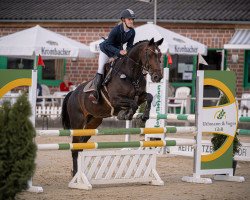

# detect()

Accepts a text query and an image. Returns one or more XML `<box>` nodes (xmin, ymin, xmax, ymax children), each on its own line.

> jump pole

<box><xmin>37</xmin><ymin>139</ymin><xmax>196</xmax><ymax>151</ymax></box>
<box><xmin>134</xmin><ymin>113</ymin><xmax>250</xmax><ymax>123</ymax></box>
<box><xmin>36</xmin><ymin>126</ymin><xmax>196</xmax><ymax>136</ymax></box>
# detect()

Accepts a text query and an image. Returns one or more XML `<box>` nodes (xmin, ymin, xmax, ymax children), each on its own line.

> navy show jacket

<box><xmin>100</xmin><ymin>23</ymin><xmax>135</xmax><ymax>58</ymax></box>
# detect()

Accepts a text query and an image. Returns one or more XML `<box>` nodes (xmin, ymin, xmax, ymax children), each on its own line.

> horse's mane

<box><xmin>132</xmin><ymin>40</ymin><xmax>149</xmax><ymax>48</ymax></box>
<box><xmin>127</xmin><ymin>40</ymin><xmax>149</xmax><ymax>54</ymax></box>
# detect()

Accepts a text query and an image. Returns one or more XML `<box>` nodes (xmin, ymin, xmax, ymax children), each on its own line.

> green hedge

<box><xmin>0</xmin><ymin>94</ymin><xmax>37</xmax><ymax>199</ymax></box>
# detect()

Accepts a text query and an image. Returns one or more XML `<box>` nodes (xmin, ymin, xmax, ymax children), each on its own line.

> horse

<box><xmin>62</xmin><ymin>38</ymin><xmax>164</xmax><ymax>176</ymax></box>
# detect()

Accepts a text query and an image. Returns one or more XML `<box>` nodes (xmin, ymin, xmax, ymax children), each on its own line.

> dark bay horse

<box><xmin>62</xmin><ymin>38</ymin><xmax>164</xmax><ymax>175</ymax></box>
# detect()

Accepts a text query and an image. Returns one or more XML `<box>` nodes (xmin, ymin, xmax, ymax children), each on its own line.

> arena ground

<box><xmin>17</xmin><ymin>133</ymin><xmax>250</xmax><ymax>200</ymax></box>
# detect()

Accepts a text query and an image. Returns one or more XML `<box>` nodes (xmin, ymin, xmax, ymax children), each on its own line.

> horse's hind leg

<box><xmin>78</xmin><ymin>116</ymin><xmax>103</xmax><ymax>143</ymax></box>
<box><xmin>69</xmin><ymin>112</ymin><xmax>85</xmax><ymax>176</ymax></box>
<box><xmin>71</xmin><ymin>116</ymin><xmax>103</xmax><ymax>176</ymax></box>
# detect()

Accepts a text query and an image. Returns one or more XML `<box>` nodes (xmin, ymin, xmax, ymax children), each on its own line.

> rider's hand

<box><xmin>120</xmin><ymin>50</ymin><xmax>127</xmax><ymax>55</ymax></box>
<box><xmin>108</xmin><ymin>57</ymin><xmax>115</xmax><ymax>63</ymax></box>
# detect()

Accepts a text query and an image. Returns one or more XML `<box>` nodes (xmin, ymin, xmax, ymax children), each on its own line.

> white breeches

<box><xmin>98</xmin><ymin>51</ymin><xmax>109</xmax><ymax>74</ymax></box>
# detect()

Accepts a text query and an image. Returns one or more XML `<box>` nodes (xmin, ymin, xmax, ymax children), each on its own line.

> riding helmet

<box><xmin>120</xmin><ymin>9</ymin><xmax>135</xmax><ymax>19</ymax></box>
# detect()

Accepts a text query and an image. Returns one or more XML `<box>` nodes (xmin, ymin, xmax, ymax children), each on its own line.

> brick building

<box><xmin>0</xmin><ymin>0</ymin><xmax>249</xmax><ymax>97</ymax></box>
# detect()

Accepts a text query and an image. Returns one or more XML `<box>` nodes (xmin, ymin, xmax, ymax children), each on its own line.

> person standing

<box><xmin>36</xmin><ymin>83</ymin><xmax>43</xmax><ymax>102</ymax></box>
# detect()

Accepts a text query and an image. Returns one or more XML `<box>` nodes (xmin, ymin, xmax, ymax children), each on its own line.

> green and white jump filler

<box><xmin>182</xmin><ymin>70</ymin><xmax>245</xmax><ymax>183</ymax></box>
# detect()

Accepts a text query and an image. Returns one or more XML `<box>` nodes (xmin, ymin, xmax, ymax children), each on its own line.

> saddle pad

<box><xmin>83</xmin><ymin>80</ymin><xmax>95</xmax><ymax>93</ymax></box>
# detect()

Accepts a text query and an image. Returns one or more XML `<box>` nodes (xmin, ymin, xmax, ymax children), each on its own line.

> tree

<box><xmin>0</xmin><ymin>94</ymin><xmax>37</xmax><ymax>199</ymax></box>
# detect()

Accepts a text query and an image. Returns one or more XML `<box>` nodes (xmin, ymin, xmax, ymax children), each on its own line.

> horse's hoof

<box><xmin>117</xmin><ymin>115</ymin><xmax>125</xmax><ymax>120</ymax></box>
<box><xmin>125</xmin><ymin>114</ymin><xmax>133</xmax><ymax>120</ymax></box>
<box><xmin>142</xmin><ymin>117</ymin><xmax>149</xmax><ymax>122</ymax></box>
<box><xmin>117</xmin><ymin>110</ymin><xmax>126</xmax><ymax>120</ymax></box>
<box><xmin>135</xmin><ymin>117</ymin><xmax>146</xmax><ymax>127</ymax></box>
<box><xmin>71</xmin><ymin>169</ymin><xmax>77</xmax><ymax>177</ymax></box>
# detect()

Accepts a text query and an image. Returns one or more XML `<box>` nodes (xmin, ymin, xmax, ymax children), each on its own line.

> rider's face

<box><xmin>124</xmin><ymin>18</ymin><xmax>134</xmax><ymax>28</ymax></box>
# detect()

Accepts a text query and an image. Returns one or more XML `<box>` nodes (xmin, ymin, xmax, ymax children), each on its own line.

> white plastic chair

<box><xmin>240</xmin><ymin>93</ymin><xmax>250</xmax><ymax>116</ymax></box>
<box><xmin>168</xmin><ymin>86</ymin><xmax>191</xmax><ymax>114</ymax></box>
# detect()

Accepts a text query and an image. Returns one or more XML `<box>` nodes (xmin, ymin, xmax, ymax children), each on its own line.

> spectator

<box><xmin>60</xmin><ymin>75</ymin><xmax>73</xmax><ymax>92</ymax></box>
<box><xmin>37</xmin><ymin>83</ymin><xmax>43</xmax><ymax>102</ymax></box>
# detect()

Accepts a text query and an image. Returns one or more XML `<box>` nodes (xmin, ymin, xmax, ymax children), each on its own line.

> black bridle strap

<box><xmin>125</xmin><ymin>46</ymin><xmax>158</xmax><ymax>72</ymax></box>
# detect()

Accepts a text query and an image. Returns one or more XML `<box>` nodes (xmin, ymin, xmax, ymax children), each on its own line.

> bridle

<box><xmin>144</xmin><ymin>46</ymin><xmax>162</xmax><ymax>73</ymax></box>
<box><xmin>125</xmin><ymin>44</ymin><xmax>162</xmax><ymax>73</ymax></box>
<box><xmin>123</xmin><ymin>43</ymin><xmax>162</xmax><ymax>100</ymax></box>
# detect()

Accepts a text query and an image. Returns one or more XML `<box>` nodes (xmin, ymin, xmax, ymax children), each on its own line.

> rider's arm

<box><xmin>104</xmin><ymin>26</ymin><xmax>121</xmax><ymax>56</ymax></box>
<box><xmin>126</xmin><ymin>29</ymin><xmax>135</xmax><ymax>51</ymax></box>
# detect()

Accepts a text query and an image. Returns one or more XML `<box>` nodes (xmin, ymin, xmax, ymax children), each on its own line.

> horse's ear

<box><xmin>148</xmin><ymin>38</ymin><xmax>155</xmax><ymax>45</ymax></box>
<box><xmin>156</xmin><ymin>38</ymin><xmax>164</xmax><ymax>46</ymax></box>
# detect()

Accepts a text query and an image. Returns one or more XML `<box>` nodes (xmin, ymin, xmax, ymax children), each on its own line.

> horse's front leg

<box><xmin>111</xmin><ymin>97</ymin><xmax>138</xmax><ymax>120</ymax></box>
<box><xmin>126</xmin><ymin>99</ymin><xmax>138</xmax><ymax>120</ymax></box>
<box><xmin>138</xmin><ymin>92</ymin><xmax>153</xmax><ymax>122</ymax></box>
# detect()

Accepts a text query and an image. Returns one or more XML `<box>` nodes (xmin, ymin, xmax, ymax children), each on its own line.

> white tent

<box><xmin>0</xmin><ymin>25</ymin><xmax>95</xmax><ymax>59</ymax></box>
<box><xmin>90</xmin><ymin>23</ymin><xmax>207</xmax><ymax>55</ymax></box>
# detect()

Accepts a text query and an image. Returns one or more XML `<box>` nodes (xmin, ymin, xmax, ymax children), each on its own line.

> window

<box><xmin>169</xmin><ymin>55</ymin><xmax>194</xmax><ymax>83</ymax></box>
<box><xmin>41</xmin><ymin>59</ymin><xmax>64</xmax><ymax>80</ymax></box>
<box><xmin>38</xmin><ymin>59</ymin><xmax>65</xmax><ymax>86</ymax></box>
<box><xmin>244</xmin><ymin>50</ymin><xmax>250</xmax><ymax>88</ymax></box>
<box><xmin>0</xmin><ymin>56</ymin><xmax>66</xmax><ymax>87</ymax></box>
<box><xmin>7</xmin><ymin>58</ymin><xmax>33</xmax><ymax>69</ymax></box>
<box><xmin>199</xmin><ymin>49</ymin><xmax>223</xmax><ymax>70</ymax></box>
<box><xmin>198</xmin><ymin>49</ymin><xmax>224</xmax><ymax>106</ymax></box>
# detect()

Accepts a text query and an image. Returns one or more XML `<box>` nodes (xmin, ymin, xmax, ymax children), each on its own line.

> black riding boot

<box><xmin>89</xmin><ymin>73</ymin><xmax>103</xmax><ymax>104</ymax></box>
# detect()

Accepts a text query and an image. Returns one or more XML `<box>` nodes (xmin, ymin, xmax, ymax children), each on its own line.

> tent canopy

<box><xmin>0</xmin><ymin>25</ymin><xmax>94</xmax><ymax>59</ymax></box>
<box><xmin>224</xmin><ymin>29</ymin><xmax>250</xmax><ymax>50</ymax></box>
<box><xmin>90</xmin><ymin>23</ymin><xmax>207</xmax><ymax>55</ymax></box>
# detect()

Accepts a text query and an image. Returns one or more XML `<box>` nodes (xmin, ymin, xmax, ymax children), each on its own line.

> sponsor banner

<box><xmin>201</xmin><ymin>103</ymin><xmax>238</xmax><ymax>136</ymax></box>
<box><xmin>146</xmin><ymin>82</ymin><xmax>165</xmax><ymax>127</ymax></box>
<box><xmin>41</xmin><ymin>47</ymin><xmax>71</xmax><ymax>56</ymax></box>
<box><xmin>169</xmin><ymin>45</ymin><xmax>199</xmax><ymax>55</ymax></box>
<box><xmin>168</xmin><ymin>140</ymin><xmax>250</xmax><ymax>161</ymax></box>
<box><xmin>146</xmin><ymin>70</ymin><xmax>167</xmax><ymax>128</ymax></box>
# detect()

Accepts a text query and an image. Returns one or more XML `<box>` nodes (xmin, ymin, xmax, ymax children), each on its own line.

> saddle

<box><xmin>83</xmin><ymin>62</ymin><xmax>114</xmax><ymax>93</ymax></box>
<box><xmin>83</xmin><ymin>80</ymin><xmax>95</xmax><ymax>93</ymax></box>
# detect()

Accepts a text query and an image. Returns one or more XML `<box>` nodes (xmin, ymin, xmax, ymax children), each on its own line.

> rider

<box><xmin>89</xmin><ymin>9</ymin><xmax>136</xmax><ymax>104</ymax></box>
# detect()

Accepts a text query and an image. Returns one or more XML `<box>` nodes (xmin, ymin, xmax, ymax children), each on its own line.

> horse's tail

<box><xmin>61</xmin><ymin>91</ymin><xmax>73</xmax><ymax>129</ymax></box>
